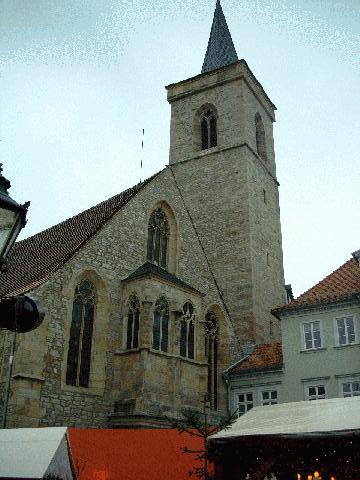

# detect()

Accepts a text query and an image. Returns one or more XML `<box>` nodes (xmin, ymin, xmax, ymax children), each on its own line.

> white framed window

<box><xmin>336</xmin><ymin>315</ymin><xmax>356</xmax><ymax>346</ymax></box>
<box><xmin>341</xmin><ymin>380</ymin><xmax>360</xmax><ymax>397</ymax></box>
<box><xmin>261</xmin><ymin>390</ymin><xmax>278</xmax><ymax>406</ymax></box>
<box><xmin>305</xmin><ymin>384</ymin><xmax>326</xmax><ymax>401</ymax></box>
<box><xmin>237</xmin><ymin>392</ymin><xmax>254</xmax><ymax>416</ymax></box>
<box><xmin>302</xmin><ymin>321</ymin><xmax>322</xmax><ymax>350</ymax></box>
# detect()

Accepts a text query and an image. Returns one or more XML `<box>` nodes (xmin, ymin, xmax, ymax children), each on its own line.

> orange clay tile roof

<box><xmin>272</xmin><ymin>257</ymin><xmax>360</xmax><ymax>316</ymax></box>
<box><xmin>228</xmin><ymin>342</ymin><xmax>283</xmax><ymax>375</ymax></box>
<box><xmin>0</xmin><ymin>172</ymin><xmax>160</xmax><ymax>299</ymax></box>
<box><xmin>68</xmin><ymin>428</ymin><xmax>208</xmax><ymax>480</ymax></box>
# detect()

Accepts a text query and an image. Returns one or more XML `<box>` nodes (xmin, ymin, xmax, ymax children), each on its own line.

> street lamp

<box><xmin>0</xmin><ymin>163</ymin><xmax>44</xmax><ymax>333</ymax></box>
<box><xmin>0</xmin><ymin>163</ymin><xmax>29</xmax><ymax>271</ymax></box>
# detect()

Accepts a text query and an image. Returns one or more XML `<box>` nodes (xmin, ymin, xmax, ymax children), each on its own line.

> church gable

<box><xmin>1</xmin><ymin>166</ymin><xmax>235</xmax><ymax>428</ymax></box>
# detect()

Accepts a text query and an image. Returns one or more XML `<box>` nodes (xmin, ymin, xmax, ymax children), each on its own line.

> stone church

<box><xmin>0</xmin><ymin>1</ymin><xmax>286</xmax><ymax>428</ymax></box>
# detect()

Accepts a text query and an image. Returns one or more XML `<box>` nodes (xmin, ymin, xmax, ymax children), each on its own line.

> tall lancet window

<box><xmin>205</xmin><ymin>311</ymin><xmax>219</xmax><ymax>410</ymax></box>
<box><xmin>147</xmin><ymin>208</ymin><xmax>169</xmax><ymax>269</ymax></box>
<box><xmin>66</xmin><ymin>280</ymin><xmax>96</xmax><ymax>388</ymax></box>
<box><xmin>126</xmin><ymin>294</ymin><xmax>140</xmax><ymax>350</ymax></box>
<box><xmin>255</xmin><ymin>113</ymin><xmax>267</xmax><ymax>161</ymax></box>
<box><xmin>152</xmin><ymin>296</ymin><xmax>169</xmax><ymax>352</ymax></box>
<box><xmin>201</xmin><ymin>109</ymin><xmax>217</xmax><ymax>150</ymax></box>
<box><xmin>180</xmin><ymin>302</ymin><xmax>195</xmax><ymax>359</ymax></box>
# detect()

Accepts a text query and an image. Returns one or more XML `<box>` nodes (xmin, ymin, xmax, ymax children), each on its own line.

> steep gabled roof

<box><xmin>273</xmin><ymin>256</ymin><xmax>360</xmax><ymax>316</ymax></box>
<box><xmin>0</xmin><ymin>173</ymin><xmax>160</xmax><ymax>298</ymax></box>
<box><xmin>227</xmin><ymin>342</ymin><xmax>283</xmax><ymax>376</ymax></box>
<box><xmin>202</xmin><ymin>0</ymin><xmax>238</xmax><ymax>74</ymax></box>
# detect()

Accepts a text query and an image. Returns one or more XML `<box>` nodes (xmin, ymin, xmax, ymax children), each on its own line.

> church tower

<box><xmin>166</xmin><ymin>0</ymin><xmax>285</xmax><ymax>345</ymax></box>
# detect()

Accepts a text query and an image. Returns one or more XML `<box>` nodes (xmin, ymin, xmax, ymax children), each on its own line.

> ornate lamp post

<box><xmin>0</xmin><ymin>163</ymin><xmax>29</xmax><ymax>271</ymax></box>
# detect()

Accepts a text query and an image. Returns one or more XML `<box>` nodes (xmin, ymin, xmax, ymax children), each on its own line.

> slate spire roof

<box><xmin>202</xmin><ymin>0</ymin><xmax>238</xmax><ymax>74</ymax></box>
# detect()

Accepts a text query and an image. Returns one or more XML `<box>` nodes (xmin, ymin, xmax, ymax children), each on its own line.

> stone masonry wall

<box><xmin>167</xmin><ymin>61</ymin><xmax>285</xmax><ymax>345</ymax></box>
<box><xmin>2</xmin><ymin>167</ymin><xmax>237</xmax><ymax>428</ymax></box>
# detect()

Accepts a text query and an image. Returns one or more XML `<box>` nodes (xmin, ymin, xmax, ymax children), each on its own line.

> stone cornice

<box><xmin>169</xmin><ymin>142</ymin><xmax>279</xmax><ymax>186</ymax></box>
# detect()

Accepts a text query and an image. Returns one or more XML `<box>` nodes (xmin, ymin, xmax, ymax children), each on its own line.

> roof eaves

<box><xmin>272</xmin><ymin>292</ymin><xmax>360</xmax><ymax>319</ymax></box>
<box><xmin>223</xmin><ymin>355</ymin><xmax>250</xmax><ymax>379</ymax></box>
<box><xmin>229</xmin><ymin>364</ymin><xmax>284</xmax><ymax>378</ymax></box>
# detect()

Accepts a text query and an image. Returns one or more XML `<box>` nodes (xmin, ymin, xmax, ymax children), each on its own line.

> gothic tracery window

<box><xmin>126</xmin><ymin>294</ymin><xmax>140</xmax><ymax>350</ymax></box>
<box><xmin>152</xmin><ymin>296</ymin><xmax>169</xmax><ymax>352</ymax></box>
<box><xmin>255</xmin><ymin>112</ymin><xmax>267</xmax><ymax>160</ymax></box>
<box><xmin>147</xmin><ymin>208</ymin><xmax>169</xmax><ymax>269</ymax></box>
<box><xmin>205</xmin><ymin>311</ymin><xmax>219</xmax><ymax>410</ymax></box>
<box><xmin>201</xmin><ymin>109</ymin><xmax>217</xmax><ymax>150</ymax></box>
<box><xmin>180</xmin><ymin>302</ymin><xmax>195</xmax><ymax>359</ymax></box>
<box><xmin>66</xmin><ymin>280</ymin><xmax>96</xmax><ymax>388</ymax></box>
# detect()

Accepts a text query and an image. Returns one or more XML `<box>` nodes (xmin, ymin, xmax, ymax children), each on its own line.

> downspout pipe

<box><xmin>1</xmin><ymin>330</ymin><xmax>16</xmax><ymax>429</ymax></box>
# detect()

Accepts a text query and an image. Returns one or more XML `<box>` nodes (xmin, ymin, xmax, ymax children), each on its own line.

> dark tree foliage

<box><xmin>174</xmin><ymin>400</ymin><xmax>237</xmax><ymax>480</ymax></box>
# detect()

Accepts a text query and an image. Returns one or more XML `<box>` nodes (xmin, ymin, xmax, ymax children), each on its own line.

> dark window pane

<box><xmin>133</xmin><ymin>311</ymin><xmax>139</xmax><ymax>349</ymax></box>
<box><xmin>153</xmin><ymin>311</ymin><xmax>160</xmax><ymax>350</ymax></box>
<box><xmin>343</xmin><ymin>383</ymin><xmax>351</xmax><ymax>393</ymax></box>
<box><xmin>66</xmin><ymin>297</ymin><xmax>83</xmax><ymax>386</ymax></box>
<box><xmin>318</xmin><ymin>386</ymin><xmax>325</xmax><ymax>396</ymax></box>
<box><xmin>127</xmin><ymin>312</ymin><xmax>133</xmax><ymax>350</ymax></box>
<box><xmin>79</xmin><ymin>301</ymin><xmax>94</xmax><ymax>388</ymax></box>
<box><xmin>207</xmin><ymin>339</ymin><xmax>213</xmax><ymax>399</ymax></box>
<box><xmin>210</xmin><ymin>116</ymin><xmax>217</xmax><ymax>147</ymax></box>
<box><xmin>147</xmin><ymin>228</ymin><xmax>154</xmax><ymax>261</ymax></box>
<box><xmin>213</xmin><ymin>338</ymin><xmax>218</xmax><ymax>410</ymax></box>
<box><xmin>161</xmin><ymin>314</ymin><xmax>169</xmax><ymax>352</ymax></box>
<box><xmin>201</xmin><ymin>118</ymin><xmax>208</xmax><ymax>150</ymax></box>
<box><xmin>153</xmin><ymin>229</ymin><xmax>160</xmax><ymax>264</ymax></box>
<box><xmin>180</xmin><ymin>319</ymin><xmax>187</xmax><ymax>357</ymax></box>
<box><xmin>188</xmin><ymin>320</ymin><xmax>195</xmax><ymax>359</ymax></box>
<box><xmin>313</xmin><ymin>329</ymin><xmax>322</xmax><ymax>348</ymax></box>
<box><xmin>160</xmin><ymin>234</ymin><xmax>167</xmax><ymax>268</ymax></box>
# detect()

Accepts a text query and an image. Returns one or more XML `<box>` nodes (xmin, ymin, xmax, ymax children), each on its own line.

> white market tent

<box><xmin>0</xmin><ymin>426</ymin><xmax>73</xmax><ymax>479</ymax></box>
<box><xmin>210</xmin><ymin>396</ymin><xmax>360</xmax><ymax>440</ymax></box>
<box><xmin>209</xmin><ymin>397</ymin><xmax>360</xmax><ymax>480</ymax></box>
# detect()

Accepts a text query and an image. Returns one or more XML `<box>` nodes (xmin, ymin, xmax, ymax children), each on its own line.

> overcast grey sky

<box><xmin>0</xmin><ymin>0</ymin><xmax>359</xmax><ymax>297</ymax></box>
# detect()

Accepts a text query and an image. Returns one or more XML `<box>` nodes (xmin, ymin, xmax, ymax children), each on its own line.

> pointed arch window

<box><xmin>205</xmin><ymin>311</ymin><xmax>218</xmax><ymax>410</ymax></box>
<box><xmin>126</xmin><ymin>294</ymin><xmax>140</xmax><ymax>350</ymax></box>
<box><xmin>201</xmin><ymin>109</ymin><xmax>217</xmax><ymax>150</ymax></box>
<box><xmin>66</xmin><ymin>280</ymin><xmax>95</xmax><ymax>388</ymax></box>
<box><xmin>147</xmin><ymin>208</ymin><xmax>169</xmax><ymax>269</ymax></box>
<box><xmin>255</xmin><ymin>113</ymin><xmax>267</xmax><ymax>161</ymax></box>
<box><xmin>180</xmin><ymin>302</ymin><xmax>195</xmax><ymax>359</ymax></box>
<box><xmin>152</xmin><ymin>296</ymin><xmax>169</xmax><ymax>352</ymax></box>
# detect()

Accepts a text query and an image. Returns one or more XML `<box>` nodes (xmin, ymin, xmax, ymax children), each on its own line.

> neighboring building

<box><xmin>0</xmin><ymin>1</ymin><xmax>286</xmax><ymax>429</ymax></box>
<box><xmin>227</xmin><ymin>251</ymin><xmax>360</xmax><ymax>414</ymax></box>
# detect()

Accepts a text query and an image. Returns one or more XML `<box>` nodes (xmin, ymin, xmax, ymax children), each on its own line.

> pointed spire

<box><xmin>202</xmin><ymin>0</ymin><xmax>238</xmax><ymax>74</ymax></box>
